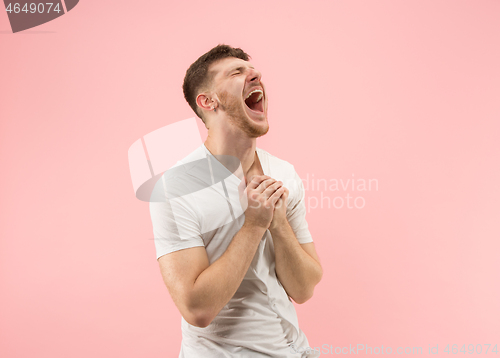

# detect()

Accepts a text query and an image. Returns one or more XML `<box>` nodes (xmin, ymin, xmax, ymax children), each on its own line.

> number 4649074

<box><xmin>5</xmin><ymin>3</ymin><xmax>62</xmax><ymax>14</ymax></box>
<box><xmin>444</xmin><ymin>344</ymin><xmax>498</xmax><ymax>354</ymax></box>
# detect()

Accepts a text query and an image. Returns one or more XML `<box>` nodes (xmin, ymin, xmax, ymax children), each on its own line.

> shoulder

<box><xmin>149</xmin><ymin>144</ymin><xmax>208</xmax><ymax>204</ymax></box>
<box><xmin>172</xmin><ymin>144</ymin><xmax>207</xmax><ymax>168</ymax></box>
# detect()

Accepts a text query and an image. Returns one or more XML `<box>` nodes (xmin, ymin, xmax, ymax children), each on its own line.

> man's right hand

<box><xmin>240</xmin><ymin>175</ymin><xmax>284</xmax><ymax>229</ymax></box>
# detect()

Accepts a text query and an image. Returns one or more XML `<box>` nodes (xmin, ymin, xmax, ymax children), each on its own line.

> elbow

<box><xmin>315</xmin><ymin>261</ymin><xmax>324</xmax><ymax>285</ymax></box>
<box><xmin>188</xmin><ymin>314</ymin><xmax>213</xmax><ymax>328</ymax></box>
<box><xmin>292</xmin><ymin>289</ymin><xmax>314</xmax><ymax>304</ymax></box>
<box><xmin>293</xmin><ymin>296</ymin><xmax>309</xmax><ymax>304</ymax></box>
<box><xmin>178</xmin><ymin>286</ymin><xmax>221</xmax><ymax>328</ymax></box>
<box><xmin>317</xmin><ymin>266</ymin><xmax>323</xmax><ymax>285</ymax></box>
<box><xmin>183</xmin><ymin>308</ymin><xmax>214</xmax><ymax>328</ymax></box>
<box><xmin>183</xmin><ymin>297</ymin><xmax>216</xmax><ymax>328</ymax></box>
<box><xmin>292</xmin><ymin>270</ymin><xmax>322</xmax><ymax>305</ymax></box>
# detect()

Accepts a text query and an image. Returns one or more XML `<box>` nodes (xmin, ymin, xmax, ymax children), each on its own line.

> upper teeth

<box><xmin>245</xmin><ymin>89</ymin><xmax>263</xmax><ymax>102</ymax></box>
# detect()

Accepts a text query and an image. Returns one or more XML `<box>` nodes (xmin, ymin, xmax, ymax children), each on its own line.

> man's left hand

<box><xmin>269</xmin><ymin>186</ymin><xmax>289</xmax><ymax>231</ymax></box>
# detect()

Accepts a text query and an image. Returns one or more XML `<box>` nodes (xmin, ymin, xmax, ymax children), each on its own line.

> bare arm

<box><xmin>158</xmin><ymin>223</ymin><xmax>265</xmax><ymax>327</ymax></box>
<box><xmin>158</xmin><ymin>175</ymin><xmax>284</xmax><ymax>327</ymax></box>
<box><xmin>269</xmin><ymin>188</ymin><xmax>323</xmax><ymax>304</ymax></box>
<box><xmin>270</xmin><ymin>221</ymin><xmax>323</xmax><ymax>303</ymax></box>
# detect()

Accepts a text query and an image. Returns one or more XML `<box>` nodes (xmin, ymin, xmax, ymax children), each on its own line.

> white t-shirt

<box><xmin>149</xmin><ymin>143</ymin><xmax>319</xmax><ymax>358</ymax></box>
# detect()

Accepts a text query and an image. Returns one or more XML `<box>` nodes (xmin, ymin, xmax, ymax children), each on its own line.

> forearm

<box><xmin>188</xmin><ymin>222</ymin><xmax>266</xmax><ymax>325</ymax></box>
<box><xmin>271</xmin><ymin>221</ymin><xmax>322</xmax><ymax>303</ymax></box>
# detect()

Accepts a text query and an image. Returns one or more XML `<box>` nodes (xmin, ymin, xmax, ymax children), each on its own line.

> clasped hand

<box><xmin>239</xmin><ymin>175</ymin><xmax>289</xmax><ymax>230</ymax></box>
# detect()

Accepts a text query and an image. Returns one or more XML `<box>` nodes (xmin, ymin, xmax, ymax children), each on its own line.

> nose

<box><xmin>247</xmin><ymin>68</ymin><xmax>262</xmax><ymax>84</ymax></box>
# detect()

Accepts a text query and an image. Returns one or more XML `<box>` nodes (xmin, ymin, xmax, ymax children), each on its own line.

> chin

<box><xmin>223</xmin><ymin>97</ymin><xmax>269</xmax><ymax>137</ymax></box>
<box><xmin>246</xmin><ymin>119</ymin><xmax>269</xmax><ymax>138</ymax></box>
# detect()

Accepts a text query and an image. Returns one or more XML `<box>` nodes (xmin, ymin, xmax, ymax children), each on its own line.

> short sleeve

<box><xmin>149</xmin><ymin>174</ymin><xmax>205</xmax><ymax>260</ymax></box>
<box><xmin>286</xmin><ymin>167</ymin><xmax>313</xmax><ymax>244</ymax></box>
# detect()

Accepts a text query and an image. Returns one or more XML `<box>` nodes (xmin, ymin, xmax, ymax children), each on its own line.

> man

<box><xmin>149</xmin><ymin>44</ymin><xmax>322</xmax><ymax>357</ymax></box>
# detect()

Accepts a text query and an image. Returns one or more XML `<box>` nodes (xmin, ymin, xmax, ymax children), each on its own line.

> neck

<box><xmin>204</xmin><ymin>129</ymin><xmax>257</xmax><ymax>178</ymax></box>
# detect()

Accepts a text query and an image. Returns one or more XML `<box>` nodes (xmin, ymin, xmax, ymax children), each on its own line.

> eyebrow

<box><xmin>225</xmin><ymin>65</ymin><xmax>255</xmax><ymax>76</ymax></box>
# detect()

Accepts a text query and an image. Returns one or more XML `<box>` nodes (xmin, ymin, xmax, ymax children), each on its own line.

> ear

<box><xmin>196</xmin><ymin>92</ymin><xmax>218</xmax><ymax>113</ymax></box>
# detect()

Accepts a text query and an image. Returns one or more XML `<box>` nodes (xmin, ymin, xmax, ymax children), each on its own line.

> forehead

<box><xmin>210</xmin><ymin>57</ymin><xmax>255</xmax><ymax>79</ymax></box>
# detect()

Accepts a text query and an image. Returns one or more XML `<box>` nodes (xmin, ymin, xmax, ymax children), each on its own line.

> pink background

<box><xmin>1</xmin><ymin>1</ymin><xmax>499</xmax><ymax>357</ymax></box>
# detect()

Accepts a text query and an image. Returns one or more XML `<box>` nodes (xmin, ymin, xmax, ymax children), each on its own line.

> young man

<box><xmin>149</xmin><ymin>44</ymin><xmax>322</xmax><ymax>357</ymax></box>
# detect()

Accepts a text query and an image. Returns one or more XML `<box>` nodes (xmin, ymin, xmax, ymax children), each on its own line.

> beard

<box><xmin>217</xmin><ymin>89</ymin><xmax>269</xmax><ymax>138</ymax></box>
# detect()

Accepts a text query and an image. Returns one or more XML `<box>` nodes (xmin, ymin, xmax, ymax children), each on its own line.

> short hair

<box><xmin>182</xmin><ymin>44</ymin><xmax>251</xmax><ymax>122</ymax></box>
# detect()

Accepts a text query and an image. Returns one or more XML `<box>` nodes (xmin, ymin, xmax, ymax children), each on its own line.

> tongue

<box><xmin>245</xmin><ymin>92</ymin><xmax>261</xmax><ymax>111</ymax></box>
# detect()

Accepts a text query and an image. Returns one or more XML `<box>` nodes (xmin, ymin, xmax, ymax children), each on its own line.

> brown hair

<box><xmin>182</xmin><ymin>44</ymin><xmax>251</xmax><ymax>122</ymax></box>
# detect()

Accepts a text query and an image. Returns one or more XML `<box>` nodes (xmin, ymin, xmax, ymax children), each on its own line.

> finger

<box><xmin>255</xmin><ymin>178</ymin><xmax>278</xmax><ymax>194</ymax></box>
<box><xmin>262</xmin><ymin>180</ymin><xmax>283</xmax><ymax>199</ymax></box>
<box><xmin>282</xmin><ymin>187</ymin><xmax>289</xmax><ymax>200</ymax></box>
<box><xmin>247</xmin><ymin>175</ymin><xmax>271</xmax><ymax>190</ymax></box>
<box><xmin>275</xmin><ymin>196</ymin><xmax>285</xmax><ymax>209</ymax></box>
<box><xmin>267</xmin><ymin>186</ymin><xmax>285</xmax><ymax>207</ymax></box>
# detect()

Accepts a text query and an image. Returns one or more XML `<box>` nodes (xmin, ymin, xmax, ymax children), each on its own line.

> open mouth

<box><xmin>244</xmin><ymin>89</ymin><xmax>264</xmax><ymax>113</ymax></box>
